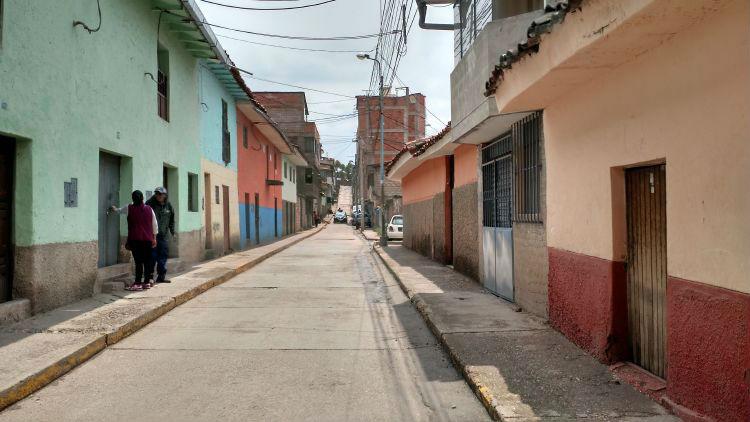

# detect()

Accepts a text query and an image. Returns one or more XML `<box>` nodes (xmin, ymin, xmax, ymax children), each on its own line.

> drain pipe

<box><xmin>416</xmin><ymin>0</ymin><xmax>456</xmax><ymax>30</ymax></box>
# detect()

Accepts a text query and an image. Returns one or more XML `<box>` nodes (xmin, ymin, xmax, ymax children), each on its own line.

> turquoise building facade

<box><xmin>0</xmin><ymin>0</ymin><xmax>231</xmax><ymax>312</ymax></box>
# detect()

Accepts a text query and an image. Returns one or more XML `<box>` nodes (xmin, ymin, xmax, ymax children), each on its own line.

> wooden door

<box><xmin>0</xmin><ymin>139</ymin><xmax>14</xmax><ymax>302</ymax></box>
<box><xmin>98</xmin><ymin>152</ymin><xmax>120</xmax><ymax>267</ymax></box>
<box><xmin>626</xmin><ymin>164</ymin><xmax>667</xmax><ymax>378</ymax></box>
<box><xmin>222</xmin><ymin>185</ymin><xmax>230</xmax><ymax>252</ymax></box>
<box><xmin>204</xmin><ymin>174</ymin><xmax>212</xmax><ymax>249</ymax></box>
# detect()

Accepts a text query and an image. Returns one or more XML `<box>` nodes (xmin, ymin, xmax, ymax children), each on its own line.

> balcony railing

<box><xmin>454</xmin><ymin>0</ymin><xmax>493</xmax><ymax>61</ymax></box>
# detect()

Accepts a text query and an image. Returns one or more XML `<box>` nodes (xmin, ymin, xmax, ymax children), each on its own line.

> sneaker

<box><xmin>126</xmin><ymin>283</ymin><xmax>143</xmax><ymax>291</ymax></box>
<box><xmin>142</xmin><ymin>282</ymin><xmax>152</xmax><ymax>289</ymax></box>
<box><xmin>156</xmin><ymin>278</ymin><xmax>171</xmax><ymax>284</ymax></box>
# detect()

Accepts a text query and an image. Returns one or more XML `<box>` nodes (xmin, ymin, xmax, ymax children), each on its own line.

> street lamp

<box><xmin>356</xmin><ymin>53</ymin><xmax>388</xmax><ymax>247</ymax></box>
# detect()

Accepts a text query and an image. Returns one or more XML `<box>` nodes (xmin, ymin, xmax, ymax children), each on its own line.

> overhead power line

<box><xmin>204</xmin><ymin>21</ymin><xmax>400</xmax><ymax>41</ymax></box>
<box><xmin>216</xmin><ymin>33</ymin><xmax>375</xmax><ymax>53</ymax></box>
<box><xmin>198</xmin><ymin>0</ymin><xmax>336</xmax><ymax>11</ymax></box>
<box><xmin>159</xmin><ymin>9</ymin><xmax>400</xmax><ymax>42</ymax></box>
<box><xmin>232</xmin><ymin>66</ymin><xmax>356</xmax><ymax>98</ymax></box>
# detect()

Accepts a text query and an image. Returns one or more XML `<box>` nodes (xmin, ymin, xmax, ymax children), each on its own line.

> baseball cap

<box><xmin>154</xmin><ymin>187</ymin><xmax>167</xmax><ymax>195</ymax></box>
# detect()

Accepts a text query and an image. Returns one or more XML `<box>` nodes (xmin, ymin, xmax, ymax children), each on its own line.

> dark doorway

<box><xmin>244</xmin><ymin>193</ymin><xmax>251</xmax><ymax>242</ymax></box>
<box><xmin>0</xmin><ymin>138</ymin><xmax>14</xmax><ymax>303</ymax></box>
<box><xmin>98</xmin><ymin>152</ymin><xmax>121</xmax><ymax>267</ymax></box>
<box><xmin>162</xmin><ymin>166</ymin><xmax>169</xmax><ymax>192</ymax></box>
<box><xmin>274</xmin><ymin>198</ymin><xmax>278</xmax><ymax>238</ymax></box>
<box><xmin>222</xmin><ymin>185</ymin><xmax>230</xmax><ymax>253</ymax></box>
<box><xmin>626</xmin><ymin>164</ymin><xmax>667</xmax><ymax>378</ymax></box>
<box><xmin>254</xmin><ymin>193</ymin><xmax>260</xmax><ymax>245</ymax></box>
<box><xmin>445</xmin><ymin>155</ymin><xmax>454</xmax><ymax>264</ymax></box>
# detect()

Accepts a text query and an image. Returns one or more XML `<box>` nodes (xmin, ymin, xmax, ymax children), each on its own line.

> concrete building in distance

<box><xmin>355</xmin><ymin>92</ymin><xmax>425</xmax><ymax>229</ymax></box>
<box><xmin>253</xmin><ymin>92</ymin><xmax>323</xmax><ymax>230</ymax></box>
<box><xmin>0</xmin><ymin>0</ymin><xmax>230</xmax><ymax>314</ymax></box>
<box><xmin>236</xmin><ymin>100</ymin><xmax>293</xmax><ymax>248</ymax></box>
<box><xmin>281</xmin><ymin>146</ymin><xmax>308</xmax><ymax>236</ymax></box>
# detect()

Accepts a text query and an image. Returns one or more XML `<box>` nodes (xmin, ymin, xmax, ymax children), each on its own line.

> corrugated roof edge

<box><xmin>483</xmin><ymin>0</ymin><xmax>583</xmax><ymax>97</ymax></box>
<box><xmin>385</xmin><ymin>122</ymin><xmax>452</xmax><ymax>175</ymax></box>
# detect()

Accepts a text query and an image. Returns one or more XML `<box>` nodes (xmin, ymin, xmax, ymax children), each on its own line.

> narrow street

<box><xmin>0</xmin><ymin>224</ymin><xmax>488</xmax><ymax>422</ymax></box>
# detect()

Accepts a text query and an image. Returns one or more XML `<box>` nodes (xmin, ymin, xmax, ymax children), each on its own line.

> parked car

<box><xmin>333</xmin><ymin>209</ymin><xmax>347</xmax><ymax>224</ymax></box>
<box><xmin>387</xmin><ymin>215</ymin><xmax>403</xmax><ymax>240</ymax></box>
<box><xmin>351</xmin><ymin>211</ymin><xmax>372</xmax><ymax>229</ymax></box>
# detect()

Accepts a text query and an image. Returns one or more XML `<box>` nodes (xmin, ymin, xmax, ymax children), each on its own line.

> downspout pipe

<box><xmin>416</xmin><ymin>0</ymin><xmax>456</xmax><ymax>30</ymax></box>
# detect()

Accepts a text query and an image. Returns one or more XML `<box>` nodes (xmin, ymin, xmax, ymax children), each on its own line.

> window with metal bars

<box><xmin>512</xmin><ymin>112</ymin><xmax>542</xmax><ymax>223</ymax></box>
<box><xmin>481</xmin><ymin>133</ymin><xmax>512</xmax><ymax>228</ymax></box>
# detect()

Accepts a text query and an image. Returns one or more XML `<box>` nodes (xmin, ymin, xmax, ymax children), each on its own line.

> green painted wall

<box><xmin>0</xmin><ymin>0</ymin><xmax>204</xmax><ymax>246</ymax></box>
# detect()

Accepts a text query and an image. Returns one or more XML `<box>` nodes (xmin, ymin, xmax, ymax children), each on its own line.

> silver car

<box><xmin>387</xmin><ymin>215</ymin><xmax>403</xmax><ymax>240</ymax></box>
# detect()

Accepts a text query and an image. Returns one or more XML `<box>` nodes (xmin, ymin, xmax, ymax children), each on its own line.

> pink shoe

<box><xmin>125</xmin><ymin>283</ymin><xmax>143</xmax><ymax>291</ymax></box>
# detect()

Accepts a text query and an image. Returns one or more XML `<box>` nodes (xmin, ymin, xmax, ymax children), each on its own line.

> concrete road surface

<box><xmin>0</xmin><ymin>224</ymin><xmax>488</xmax><ymax>422</ymax></box>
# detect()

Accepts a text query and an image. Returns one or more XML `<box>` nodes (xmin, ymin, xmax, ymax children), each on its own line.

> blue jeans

<box><xmin>152</xmin><ymin>234</ymin><xmax>169</xmax><ymax>281</ymax></box>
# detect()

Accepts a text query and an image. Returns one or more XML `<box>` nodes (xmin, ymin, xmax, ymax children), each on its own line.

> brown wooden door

<box><xmin>0</xmin><ymin>140</ymin><xmax>14</xmax><ymax>302</ymax></box>
<box><xmin>204</xmin><ymin>174</ymin><xmax>212</xmax><ymax>249</ymax></box>
<box><xmin>626</xmin><ymin>164</ymin><xmax>667</xmax><ymax>378</ymax></box>
<box><xmin>222</xmin><ymin>186</ymin><xmax>230</xmax><ymax>252</ymax></box>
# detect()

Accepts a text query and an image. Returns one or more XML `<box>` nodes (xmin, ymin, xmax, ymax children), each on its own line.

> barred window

<box><xmin>512</xmin><ymin>112</ymin><xmax>542</xmax><ymax>223</ymax></box>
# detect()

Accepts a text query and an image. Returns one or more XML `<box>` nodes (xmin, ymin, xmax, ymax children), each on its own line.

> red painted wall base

<box><xmin>667</xmin><ymin>277</ymin><xmax>750</xmax><ymax>422</ymax></box>
<box><xmin>548</xmin><ymin>247</ymin><xmax>629</xmax><ymax>364</ymax></box>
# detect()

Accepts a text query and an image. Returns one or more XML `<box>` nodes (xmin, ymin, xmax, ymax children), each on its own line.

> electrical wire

<box><xmin>198</xmin><ymin>0</ymin><xmax>336</xmax><ymax>10</ymax></box>
<box><xmin>204</xmin><ymin>21</ymin><xmax>400</xmax><ymax>41</ymax></box>
<box><xmin>216</xmin><ymin>33</ymin><xmax>375</xmax><ymax>53</ymax></box>
<box><xmin>73</xmin><ymin>0</ymin><xmax>102</xmax><ymax>33</ymax></box>
<box><xmin>233</xmin><ymin>66</ymin><xmax>356</xmax><ymax>98</ymax></box>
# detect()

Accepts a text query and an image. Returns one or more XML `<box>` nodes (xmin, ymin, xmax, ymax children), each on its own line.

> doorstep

<box><xmin>373</xmin><ymin>243</ymin><xmax>678</xmax><ymax>421</ymax></box>
<box><xmin>0</xmin><ymin>224</ymin><xmax>326</xmax><ymax>411</ymax></box>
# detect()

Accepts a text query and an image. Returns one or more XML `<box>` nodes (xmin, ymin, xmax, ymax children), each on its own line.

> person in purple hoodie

<box><xmin>110</xmin><ymin>190</ymin><xmax>158</xmax><ymax>291</ymax></box>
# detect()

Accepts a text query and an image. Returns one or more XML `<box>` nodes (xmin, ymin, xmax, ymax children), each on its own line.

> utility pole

<box><xmin>356</xmin><ymin>53</ymin><xmax>388</xmax><ymax>247</ymax></box>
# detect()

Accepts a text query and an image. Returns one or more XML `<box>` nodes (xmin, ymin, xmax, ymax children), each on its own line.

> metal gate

<box><xmin>626</xmin><ymin>165</ymin><xmax>667</xmax><ymax>378</ymax></box>
<box><xmin>481</xmin><ymin>134</ymin><xmax>514</xmax><ymax>300</ymax></box>
<box><xmin>98</xmin><ymin>152</ymin><xmax>121</xmax><ymax>268</ymax></box>
<box><xmin>0</xmin><ymin>139</ymin><xmax>14</xmax><ymax>303</ymax></box>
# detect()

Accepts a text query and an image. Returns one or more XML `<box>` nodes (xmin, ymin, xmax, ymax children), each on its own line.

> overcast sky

<box><xmin>198</xmin><ymin>0</ymin><xmax>454</xmax><ymax>163</ymax></box>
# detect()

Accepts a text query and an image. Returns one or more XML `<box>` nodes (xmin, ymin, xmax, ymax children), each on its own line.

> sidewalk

<box><xmin>0</xmin><ymin>224</ymin><xmax>326</xmax><ymax>411</ymax></box>
<box><xmin>373</xmin><ymin>244</ymin><xmax>678</xmax><ymax>421</ymax></box>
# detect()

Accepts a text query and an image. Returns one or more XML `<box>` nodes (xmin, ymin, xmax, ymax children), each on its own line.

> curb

<box><xmin>371</xmin><ymin>243</ymin><xmax>502</xmax><ymax>421</ymax></box>
<box><xmin>0</xmin><ymin>224</ymin><xmax>326</xmax><ymax>412</ymax></box>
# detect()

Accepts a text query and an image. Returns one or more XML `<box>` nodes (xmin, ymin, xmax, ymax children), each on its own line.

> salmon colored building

<box><xmin>236</xmin><ymin>102</ymin><xmax>293</xmax><ymax>249</ymax></box>
<box><xmin>487</xmin><ymin>0</ymin><xmax>749</xmax><ymax>420</ymax></box>
<box><xmin>388</xmin><ymin>126</ymin><xmax>481</xmax><ymax>281</ymax></box>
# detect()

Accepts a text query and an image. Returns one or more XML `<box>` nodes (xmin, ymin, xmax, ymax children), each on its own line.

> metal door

<box><xmin>98</xmin><ymin>152</ymin><xmax>120</xmax><ymax>267</ymax></box>
<box><xmin>481</xmin><ymin>135</ymin><xmax>514</xmax><ymax>301</ymax></box>
<box><xmin>493</xmin><ymin>155</ymin><xmax>514</xmax><ymax>300</ymax></box>
<box><xmin>0</xmin><ymin>139</ymin><xmax>14</xmax><ymax>302</ymax></box>
<box><xmin>626</xmin><ymin>165</ymin><xmax>667</xmax><ymax>378</ymax></box>
<box><xmin>254</xmin><ymin>193</ymin><xmax>260</xmax><ymax>245</ymax></box>
<box><xmin>222</xmin><ymin>185</ymin><xmax>230</xmax><ymax>252</ymax></box>
<box><xmin>274</xmin><ymin>198</ymin><xmax>278</xmax><ymax>238</ymax></box>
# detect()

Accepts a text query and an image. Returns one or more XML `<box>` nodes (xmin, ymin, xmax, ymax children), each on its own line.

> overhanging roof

<box><xmin>386</xmin><ymin>124</ymin><xmax>453</xmax><ymax>181</ymax></box>
<box><xmin>237</xmin><ymin>101</ymin><xmax>293</xmax><ymax>155</ymax></box>
<box><xmin>153</xmin><ymin>0</ymin><xmax>252</xmax><ymax>102</ymax></box>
